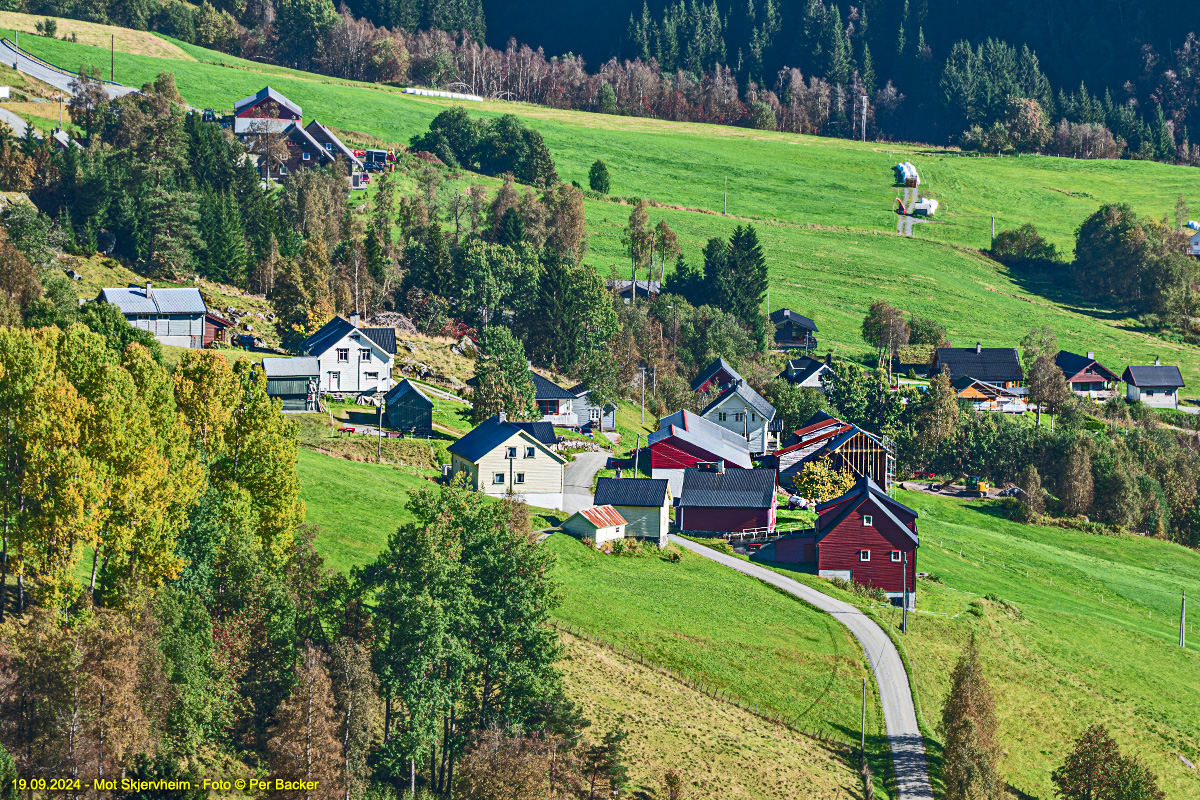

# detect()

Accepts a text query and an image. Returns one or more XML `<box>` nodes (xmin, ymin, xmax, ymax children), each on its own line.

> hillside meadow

<box><xmin>6</xmin><ymin>22</ymin><xmax>1200</xmax><ymax>387</ymax></box>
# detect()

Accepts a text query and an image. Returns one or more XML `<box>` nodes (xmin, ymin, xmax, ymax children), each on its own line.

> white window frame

<box><xmin>890</xmin><ymin>551</ymin><xmax>902</xmax><ymax>563</ymax></box>
<box><xmin>515</xmin><ymin>472</ymin><xmax>525</xmax><ymax>484</ymax></box>
<box><xmin>337</xmin><ymin>348</ymin><xmax>349</xmax><ymax>363</ymax></box>
<box><xmin>364</xmin><ymin>372</ymin><xmax>378</xmax><ymax>381</ymax></box>
<box><xmin>524</xmin><ymin>446</ymin><xmax>536</xmax><ymax>458</ymax></box>
<box><xmin>859</xmin><ymin>550</ymin><xmax>871</xmax><ymax>562</ymax></box>
<box><xmin>493</xmin><ymin>473</ymin><xmax>505</xmax><ymax>484</ymax></box>
<box><xmin>302</xmin><ymin>152</ymin><xmax>311</xmax><ymax>161</ymax></box>
<box><xmin>718</xmin><ymin>412</ymin><xmax>727</xmax><ymax>421</ymax></box>
<box><xmin>360</xmin><ymin>348</ymin><xmax>372</xmax><ymax>362</ymax></box>
<box><xmin>506</xmin><ymin>447</ymin><xmax>517</xmax><ymax>459</ymax></box>
<box><xmin>863</xmin><ymin>515</ymin><xmax>873</xmax><ymax>527</ymax></box>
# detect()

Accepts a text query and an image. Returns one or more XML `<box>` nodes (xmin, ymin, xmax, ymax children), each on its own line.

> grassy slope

<box><xmin>559</xmin><ymin>631</ymin><xmax>863</xmax><ymax>800</ymax></box>
<box><xmin>852</xmin><ymin>491</ymin><xmax>1200</xmax><ymax>799</ymax></box>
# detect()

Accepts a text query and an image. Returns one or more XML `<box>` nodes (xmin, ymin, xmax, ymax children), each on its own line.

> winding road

<box><xmin>561</xmin><ymin>450</ymin><xmax>610</xmax><ymax>514</ymax></box>
<box><xmin>0</xmin><ymin>38</ymin><xmax>136</xmax><ymax>99</ymax></box>
<box><xmin>670</xmin><ymin>535</ymin><xmax>934</xmax><ymax>800</ymax></box>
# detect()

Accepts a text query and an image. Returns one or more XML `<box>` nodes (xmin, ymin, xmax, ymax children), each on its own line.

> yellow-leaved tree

<box><xmin>794</xmin><ymin>456</ymin><xmax>856</xmax><ymax>503</ymax></box>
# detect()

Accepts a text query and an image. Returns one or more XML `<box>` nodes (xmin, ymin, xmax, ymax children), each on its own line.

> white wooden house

<box><xmin>300</xmin><ymin>315</ymin><xmax>395</xmax><ymax>395</ymax></box>
<box><xmin>447</xmin><ymin>412</ymin><xmax>567</xmax><ymax>510</ymax></box>
<box><xmin>1187</xmin><ymin>230</ymin><xmax>1200</xmax><ymax>256</ymax></box>
<box><xmin>1122</xmin><ymin>361</ymin><xmax>1186</xmax><ymax>409</ymax></box>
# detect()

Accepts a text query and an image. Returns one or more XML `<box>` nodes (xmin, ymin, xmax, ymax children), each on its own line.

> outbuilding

<box><xmin>1122</xmin><ymin>361</ymin><xmax>1185</xmax><ymax>409</ymax></box>
<box><xmin>562</xmin><ymin>505</ymin><xmax>627</xmax><ymax>545</ymax></box>
<box><xmin>593</xmin><ymin>477</ymin><xmax>671</xmax><ymax>547</ymax></box>
<box><xmin>383</xmin><ymin>379</ymin><xmax>433</xmax><ymax>432</ymax></box>
<box><xmin>261</xmin><ymin>356</ymin><xmax>319</xmax><ymax>412</ymax></box>
<box><xmin>676</xmin><ymin>466</ymin><xmax>777</xmax><ymax>536</ymax></box>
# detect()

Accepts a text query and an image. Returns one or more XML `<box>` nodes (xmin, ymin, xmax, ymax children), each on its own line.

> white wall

<box><xmin>701</xmin><ymin>393</ymin><xmax>771</xmax><ymax>453</ymax></box>
<box><xmin>315</xmin><ymin>329</ymin><xmax>394</xmax><ymax>394</ymax></box>
<box><xmin>1127</xmin><ymin>384</ymin><xmax>1179</xmax><ymax>408</ymax></box>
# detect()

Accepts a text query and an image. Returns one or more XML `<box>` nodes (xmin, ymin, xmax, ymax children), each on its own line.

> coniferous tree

<box><xmin>939</xmin><ymin>636</ymin><xmax>1002</xmax><ymax>800</ymax></box>
<box><xmin>267</xmin><ymin>643</ymin><xmax>345</xmax><ymax>800</ymax></box>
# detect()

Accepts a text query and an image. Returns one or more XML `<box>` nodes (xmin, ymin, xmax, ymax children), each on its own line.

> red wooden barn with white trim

<box><xmin>815</xmin><ymin>476</ymin><xmax>918</xmax><ymax>607</ymax></box>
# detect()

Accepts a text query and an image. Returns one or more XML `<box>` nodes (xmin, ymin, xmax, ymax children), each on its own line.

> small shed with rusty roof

<box><xmin>562</xmin><ymin>505</ymin><xmax>628</xmax><ymax>546</ymax></box>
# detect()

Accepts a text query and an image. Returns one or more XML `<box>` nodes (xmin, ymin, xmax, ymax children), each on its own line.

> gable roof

<box><xmin>235</xmin><ymin>86</ymin><xmax>302</xmax><ymax>118</ymax></box>
<box><xmin>678</xmin><ymin>468</ymin><xmax>777</xmax><ymax>508</ymax></box>
<box><xmin>361</xmin><ymin>327</ymin><xmax>397</xmax><ymax>355</ymax></box>
<box><xmin>1122</xmin><ymin>364</ymin><xmax>1185</xmax><ymax>388</ymax></box>
<box><xmin>700</xmin><ymin>378</ymin><xmax>776</xmax><ymax>420</ymax></box>
<box><xmin>97</xmin><ymin>285</ymin><xmax>207</xmax><ymax>315</ymax></box>
<box><xmin>934</xmin><ymin>346</ymin><xmax>1023</xmax><ymax>383</ymax></box>
<box><xmin>781</xmin><ymin>356</ymin><xmax>830</xmax><ymax>385</ymax></box>
<box><xmin>448</xmin><ymin>415</ymin><xmax>567</xmax><ymax>464</ymax></box>
<box><xmin>594</xmin><ymin>477</ymin><xmax>670</xmax><ymax>508</ymax></box>
<box><xmin>691</xmin><ymin>357</ymin><xmax>743</xmax><ymax>392</ymax></box>
<box><xmin>816</xmin><ymin>475</ymin><xmax>918</xmax><ymax>546</ymax></box>
<box><xmin>649</xmin><ymin>410</ymin><xmax>753</xmax><ymax>470</ymax></box>
<box><xmin>261</xmin><ymin>356</ymin><xmax>319</xmax><ymax>378</ymax></box>
<box><xmin>769</xmin><ymin>308</ymin><xmax>818</xmax><ymax>332</ymax></box>
<box><xmin>510</xmin><ymin>420</ymin><xmax>557</xmax><ymax>446</ymax></box>
<box><xmin>304</xmin><ymin>119</ymin><xmax>363</xmax><ymax>169</ymax></box>
<box><xmin>531</xmin><ymin>372</ymin><xmax>576</xmax><ymax>400</ymax></box>
<box><xmin>283</xmin><ymin>123</ymin><xmax>336</xmax><ymax>163</ymax></box>
<box><xmin>571</xmin><ymin>505</ymin><xmax>627</xmax><ymax>529</ymax></box>
<box><xmin>950</xmin><ymin>376</ymin><xmax>1022</xmax><ymax>398</ymax></box>
<box><xmin>606</xmin><ymin>279</ymin><xmax>661</xmax><ymax>296</ymax></box>
<box><xmin>384</xmin><ymin>378</ymin><xmax>433</xmax><ymax>408</ymax></box>
<box><xmin>301</xmin><ymin>316</ymin><xmax>391</xmax><ymax>359</ymax></box>
<box><xmin>1055</xmin><ymin>350</ymin><xmax>1118</xmax><ymax>382</ymax></box>
<box><xmin>656</xmin><ymin>409</ymin><xmax>750</xmax><ymax>448</ymax></box>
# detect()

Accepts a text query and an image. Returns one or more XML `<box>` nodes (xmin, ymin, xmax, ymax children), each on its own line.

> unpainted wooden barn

<box><xmin>383</xmin><ymin>379</ymin><xmax>433</xmax><ymax>432</ymax></box>
<box><xmin>262</xmin><ymin>356</ymin><xmax>320</xmax><ymax>412</ymax></box>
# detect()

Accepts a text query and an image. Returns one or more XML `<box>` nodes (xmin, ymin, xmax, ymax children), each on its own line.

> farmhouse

<box><xmin>509</xmin><ymin>420</ymin><xmax>558</xmax><ymax>447</ymax></box>
<box><xmin>690</xmin><ymin>357</ymin><xmax>741</xmax><ymax>394</ymax></box>
<box><xmin>676</xmin><ymin>466</ymin><xmax>778</xmax><ymax>536</ymax></box>
<box><xmin>593</xmin><ymin>477</ymin><xmax>671</xmax><ymax>547</ymax></box>
<box><xmin>778</xmin><ymin>355</ymin><xmax>831</xmax><ymax>390</ymax></box>
<box><xmin>568</xmin><ymin>383</ymin><xmax>617</xmax><ymax>431</ymax></box>
<box><xmin>304</xmin><ymin>119</ymin><xmax>364</xmax><ymax>170</ymax></box>
<box><xmin>1055</xmin><ymin>351</ymin><xmax>1119</xmax><ymax>399</ymax></box>
<box><xmin>1122</xmin><ymin>361</ymin><xmax>1186</xmax><ymax>409</ymax></box>
<box><xmin>232</xmin><ymin>86</ymin><xmax>301</xmax><ymax>135</ymax></box>
<box><xmin>561</xmin><ymin>505</ymin><xmax>627</xmax><ymax>546</ymax></box>
<box><xmin>648</xmin><ymin>409</ymin><xmax>753</xmax><ymax>494</ymax></box>
<box><xmin>383</xmin><ymin>379</ymin><xmax>433</xmax><ymax>432</ymax></box>
<box><xmin>447</xmin><ymin>412</ymin><xmax>567</xmax><ymax>509</ymax></box>
<box><xmin>300</xmin><ymin>315</ymin><xmax>395</xmax><ymax>395</ymax></box>
<box><xmin>951</xmin><ymin>377</ymin><xmax>1028</xmax><ymax>413</ymax></box>
<box><xmin>531</xmin><ymin>373</ymin><xmax>578</xmax><ymax>425</ymax></box>
<box><xmin>95</xmin><ymin>283</ymin><xmax>210</xmax><ymax>349</ymax></box>
<box><xmin>815</xmin><ymin>476</ymin><xmax>918</xmax><ymax>607</ymax></box>
<box><xmin>932</xmin><ymin>343</ymin><xmax>1023</xmax><ymax>387</ymax></box>
<box><xmin>769</xmin><ymin>308</ymin><xmax>818</xmax><ymax>351</ymax></box>
<box><xmin>775</xmin><ymin>411</ymin><xmax>895</xmax><ymax>492</ymax></box>
<box><xmin>698</xmin><ymin>378</ymin><xmax>778</xmax><ymax>454</ymax></box>
<box><xmin>261</xmin><ymin>356</ymin><xmax>319</xmax><ymax>412</ymax></box>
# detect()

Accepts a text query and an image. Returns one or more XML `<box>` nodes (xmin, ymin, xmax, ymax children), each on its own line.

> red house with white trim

<box><xmin>815</xmin><ymin>476</ymin><xmax>918</xmax><ymax>607</ymax></box>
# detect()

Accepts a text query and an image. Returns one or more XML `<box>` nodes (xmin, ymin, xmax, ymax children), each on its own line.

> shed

<box><xmin>383</xmin><ymin>379</ymin><xmax>433</xmax><ymax>431</ymax></box>
<box><xmin>562</xmin><ymin>505</ymin><xmax>627</xmax><ymax>546</ymax></box>
<box><xmin>593</xmin><ymin>477</ymin><xmax>671</xmax><ymax>546</ymax></box>
<box><xmin>676</xmin><ymin>467</ymin><xmax>778</xmax><ymax>536</ymax></box>
<box><xmin>1122</xmin><ymin>361</ymin><xmax>1186</xmax><ymax>409</ymax></box>
<box><xmin>262</xmin><ymin>356</ymin><xmax>319</xmax><ymax>412</ymax></box>
<box><xmin>775</xmin><ymin>411</ymin><xmax>895</xmax><ymax>492</ymax></box>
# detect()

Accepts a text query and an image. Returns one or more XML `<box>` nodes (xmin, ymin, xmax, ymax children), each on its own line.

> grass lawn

<box><xmin>545</xmin><ymin>533</ymin><xmax>893</xmax><ymax>794</ymax></box>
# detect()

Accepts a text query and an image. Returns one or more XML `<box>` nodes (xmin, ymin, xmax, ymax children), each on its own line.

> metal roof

<box><xmin>699</xmin><ymin>378</ymin><xmax>776</xmax><ymax>420</ymax></box>
<box><xmin>261</xmin><ymin>356</ymin><xmax>319</xmax><ymax>378</ymax></box>
<box><xmin>447</xmin><ymin>415</ymin><xmax>566</xmax><ymax>464</ymax></box>
<box><xmin>594</xmin><ymin>477</ymin><xmax>669</xmax><ymax>508</ymax></box>
<box><xmin>815</xmin><ymin>475</ymin><xmax>918</xmax><ymax>546</ymax></box>
<box><xmin>284</xmin><ymin>123</ymin><xmax>336</xmax><ymax>163</ymax></box>
<box><xmin>690</xmin><ymin>357</ymin><xmax>742</xmax><ymax>392</ymax></box>
<box><xmin>234</xmin><ymin>86</ymin><xmax>302</xmax><ymax>118</ymax></box>
<box><xmin>361</xmin><ymin>327</ymin><xmax>397</xmax><ymax>355</ymax></box>
<box><xmin>510</xmin><ymin>421</ymin><xmax>557</xmax><ymax>445</ymax></box>
<box><xmin>678</xmin><ymin>468</ymin><xmax>777</xmax><ymax>509</ymax></box>
<box><xmin>304</xmin><ymin>119</ymin><xmax>364</xmax><ymax>169</ymax></box>
<box><xmin>302</xmin><ymin>316</ymin><xmax>390</xmax><ymax>359</ymax></box>
<box><xmin>780</xmin><ymin>356</ymin><xmax>830</xmax><ymax>386</ymax></box>
<box><xmin>97</xmin><ymin>286</ymin><xmax>207</xmax><ymax>315</ymax></box>
<box><xmin>934</xmin><ymin>346</ymin><xmax>1023</xmax><ymax>383</ymax></box>
<box><xmin>1055</xmin><ymin>350</ymin><xmax>1118</xmax><ymax>382</ymax></box>
<box><xmin>574</xmin><ymin>505</ymin><xmax>627</xmax><ymax>528</ymax></box>
<box><xmin>1122</xmin><ymin>364</ymin><xmax>1185</xmax><ymax>388</ymax></box>
<box><xmin>384</xmin><ymin>379</ymin><xmax>433</xmax><ymax>407</ymax></box>
<box><xmin>531</xmin><ymin>372</ymin><xmax>576</xmax><ymax>400</ymax></box>
<box><xmin>769</xmin><ymin>308</ymin><xmax>818</xmax><ymax>332</ymax></box>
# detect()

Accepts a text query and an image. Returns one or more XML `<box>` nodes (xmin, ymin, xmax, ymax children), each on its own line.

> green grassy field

<box><xmin>8</xmin><ymin>22</ymin><xmax>1200</xmax><ymax>387</ymax></box>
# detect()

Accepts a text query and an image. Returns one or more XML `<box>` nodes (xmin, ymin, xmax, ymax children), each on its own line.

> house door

<box><xmin>329</xmin><ymin>371</ymin><xmax>340</xmax><ymax>391</ymax></box>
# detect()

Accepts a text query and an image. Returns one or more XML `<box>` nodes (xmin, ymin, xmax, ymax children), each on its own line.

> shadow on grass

<box><xmin>1004</xmin><ymin>266</ymin><xmax>1139</xmax><ymax>323</ymax></box>
<box><xmin>830</xmin><ymin>724</ymin><xmax>897</xmax><ymax>798</ymax></box>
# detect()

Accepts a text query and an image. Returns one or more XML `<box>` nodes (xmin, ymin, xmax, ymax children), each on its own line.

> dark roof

<box><xmin>779</xmin><ymin>356</ymin><xmax>829</xmax><ymax>385</ymax></box>
<box><xmin>699</xmin><ymin>379</ymin><xmax>775</xmax><ymax>420</ymax></box>
<box><xmin>1055</xmin><ymin>351</ymin><xmax>1118</xmax><ymax>382</ymax></box>
<box><xmin>606</xmin><ymin>279</ymin><xmax>661</xmax><ymax>296</ymax></box>
<box><xmin>362</xmin><ymin>327</ymin><xmax>397</xmax><ymax>355</ymax></box>
<box><xmin>1122</xmin><ymin>364</ymin><xmax>1185</xmax><ymax>388</ymax></box>
<box><xmin>934</xmin><ymin>346</ymin><xmax>1023</xmax><ymax>383</ymax></box>
<box><xmin>447</xmin><ymin>415</ymin><xmax>565</xmax><ymax>463</ymax></box>
<box><xmin>769</xmin><ymin>309</ymin><xmax>818</xmax><ymax>332</ymax></box>
<box><xmin>510</xmin><ymin>420</ymin><xmax>557</xmax><ymax>446</ymax></box>
<box><xmin>531</xmin><ymin>372</ymin><xmax>576</xmax><ymax>400</ymax></box>
<box><xmin>284</xmin><ymin>123</ymin><xmax>336</xmax><ymax>163</ymax></box>
<box><xmin>304</xmin><ymin>119</ymin><xmax>363</xmax><ymax>168</ymax></box>
<box><xmin>691</xmin><ymin>357</ymin><xmax>743</xmax><ymax>392</ymax></box>
<box><xmin>235</xmin><ymin>86</ymin><xmax>302</xmax><ymax>117</ymax></box>
<box><xmin>816</xmin><ymin>476</ymin><xmax>918</xmax><ymax>546</ymax></box>
<box><xmin>594</xmin><ymin>477</ymin><xmax>670</xmax><ymax>507</ymax></box>
<box><xmin>678</xmin><ymin>468</ymin><xmax>777</xmax><ymax>509</ymax></box>
<box><xmin>384</xmin><ymin>379</ymin><xmax>432</xmax><ymax>408</ymax></box>
<box><xmin>302</xmin><ymin>316</ymin><xmax>391</xmax><ymax>359</ymax></box>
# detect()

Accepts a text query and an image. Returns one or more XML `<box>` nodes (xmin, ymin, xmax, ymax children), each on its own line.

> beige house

<box><xmin>447</xmin><ymin>413</ymin><xmax>567</xmax><ymax>510</ymax></box>
<box><xmin>592</xmin><ymin>477</ymin><xmax>671</xmax><ymax>547</ymax></box>
<box><xmin>562</xmin><ymin>505</ymin><xmax>627</xmax><ymax>545</ymax></box>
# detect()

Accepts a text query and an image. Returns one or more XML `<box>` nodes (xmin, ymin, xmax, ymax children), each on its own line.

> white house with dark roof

<box><xmin>1122</xmin><ymin>361</ymin><xmax>1186</xmax><ymax>408</ymax></box>
<box><xmin>447</xmin><ymin>413</ymin><xmax>567</xmax><ymax>509</ymax></box>
<box><xmin>691</xmin><ymin>357</ymin><xmax>778</xmax><ymax>453</ymax></box>
<box><xmin>300</xmin><ymin>315</ymin><xmax>395</xmax><ymax>395</ymax></box>
<box><xmin>96</xmin><ymin>283</ymin><xmax>209</xmax><ymax>348</ymax></box>
<box><xmin>531</xmin><ymin>373</ymin><xmax>578</xmax><ymax>426</ymax></box>
<box><xmin>779</xmin><ymin>355</ymin><xmax>832</xmax><ymax>390</ymax></box>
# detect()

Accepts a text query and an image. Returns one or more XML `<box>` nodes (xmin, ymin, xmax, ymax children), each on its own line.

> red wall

<box><xmin>236</xmin><ymin>99</ymin><xmax>300</xmax><ymax>120</ymax></box>
<box><xmin>651</xmin><ymin>436</ymin><xmax>734</xmax><ymax>470</ymax></box>
<box><xmin>817</xmin><ymin>504</ymin><xmax>915</xmax><ymax>593</ymax></box>
<box><xmin>774</xmin><ymin>536</ymin><xmax>816</xmax><ymax>562</ymax></box>
<box><xmin>678</xmin><ymin>505</ymin><xmax>773</xmax><ymax>533</ymax></box>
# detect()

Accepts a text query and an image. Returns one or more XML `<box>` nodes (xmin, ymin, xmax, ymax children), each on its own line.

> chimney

<box><xmin>825</xmin><ymin>351</ymin><xmax>832</xmax><ymax>366</ymax></box>
<box><xmin>145</xmin><ymin>281</ymin><xmax>152</xmax><ymax>299</ymax></box>
<box><xmin>349</xmin><ymin>311</ymin><xmax>361</xmax><ymax>328</ymax></box>
<box><xmin>716</xmin><ymin>460</ymin><xmax>725</xmax><ymax>474</ymax></box>
<box><xmin>1155</xmin><ymin>357</ymin><xmax>1161</xmax><ymax>366</ymax></box>
<box><xmin>1086</xmin><ymin>352</ymin><xmax>1094</xmax><ymax>360</ymax></box>
<box><xmin>975</xmin><ymin>342</ymin><xmax>982</xmax><ymax>354</ymax></box>
<box><xmin>498</xmin><ymin>410</ymin><xmax>507</xmax><ymax>422</ymax></box>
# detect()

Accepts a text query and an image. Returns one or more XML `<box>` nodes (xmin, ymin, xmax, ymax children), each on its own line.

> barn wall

<box><xmin>817</xmin><ymin>506</ymin><xmax>915</xmax><ymax>593</ymax></box>
<box><xmin>678</xmin><ymin>505</ymin><xmax>771</xmax><ymax>534</ymax></box>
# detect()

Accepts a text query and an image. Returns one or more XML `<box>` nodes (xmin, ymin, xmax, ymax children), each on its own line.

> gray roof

<box><xmin>678</xmin><ymin>468</ymin><xmax>777</xmax><ymax>509</ymax></box>
<box><xmin>531</xmin><ymin>372</ymin><xmax>576</xmax><ymax>400</ymax></box>
<box><xmin>1122</xmin><ymin>364</ymin><xmax>1185</xmax><ymax>388</ymax></box>
<box><xmin>261</xmin><ymin>356</ymin><xmax>319</xmax><ymax>378</ymax></box>
<box><xmin>362</xmin><ymin>327</ymin><xmax>397</xmax><ymax>355</ymax></box>
<box><xmin>510</xmin><ymin>420</ymin><xmax>557</xmax><ymax>445</ymax></box>
<box><xmin>657</xmin><ymin>409</ymin><xmax>749</xmax><ymax>448</ymax></box>
<box><xmin>305</xmin><ymin>119</ymin><xmax>363</xmax><ymax>169</ymax></box>
<box><xmin>691</xmin><ymin>357</ymin><xmax>743</xmax><ymax>392</ymax></box>
<box><xmin>235</xmin><ymin>86</ymin><xmax>302</xmax><ymax>118</ymax></box>
<box><xmin>384</xmin><ymin>379</ymin><xmax>432</xmax><ymax>407</ymax></box>
<box><xmin>815</xmin><ymin>476</ymin><xmax>918</xmax><ymax>547</ymax></box>
<box><xmin>302</xmin><ymin>316</ymin><xmax>391</xmax><ymax>358</ymax></box>
<box><xmin>447</xmin><ymin>414</ymin><xmax>565</xmax><ymax>464</ymax></box>
<box><xmin>97</xmin><ymin>285</ymin><xmax>207</xmax><ymax>315</ymax></box>
<box><xmin>769</xmin><ymin>308</ymin><xmax>818</xmax><ymax>332</ymax></box>
<box><xmin>934</xmin><ymin>346</ymin><xmax>1023</xmax><ymax>383</ymax></box>
<box><xmin>649</xmin><ymin>410</ymin><xmax>753</xmax><ymax>469</ymax></box>
<box><xmin>699</xmin><ymin>379</ymin><xmax>776</xmax><ymax>420</ymax></box>
<box><xmin>594</xmin><ymin>477</ymin><xmax>669</xmax><ymax>508</ymax></box>
<box><xmin>284</xmin><ymin>123</ymin><xmax>336</xmax><ymax>163</ymax></box>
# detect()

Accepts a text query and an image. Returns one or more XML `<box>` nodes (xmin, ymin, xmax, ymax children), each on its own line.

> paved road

<box><xmin>0</xmin><ymin>107</ymin><xmax>33</xmax><ymax>138</ymax></box>
<box><xmin>562</xmin><ymin>451</ymin><xmax>610</xmax><ymax>514</ymax></box>
<box><xmin>0</xmin><ymin>39</ymin><xmax>137</xmax><ymax>100</ymax></box>
<box><xmin>670</xmin><ymin>535</ymin><xmax>934</xmax><ymax>800</ymax></box>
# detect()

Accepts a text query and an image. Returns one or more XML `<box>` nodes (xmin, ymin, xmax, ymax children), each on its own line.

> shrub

<box><xmin>35</xmin><ymin>18</ymin><xmax>57</xmax><ymax>37</ymax></box>
<box><xmin>665</xmin><ymin>546</ymin><xmax>682</xmax><ymax>563</ymax></box>
<box><xmin>588</xmin><ymin>159</ymin><xmax>611</xmax><ymax>194</ymax></box>
<box><xmin>991</xmin><ymin>223</ymin><xmax>1059</xmax><ymax>271</ymax></box>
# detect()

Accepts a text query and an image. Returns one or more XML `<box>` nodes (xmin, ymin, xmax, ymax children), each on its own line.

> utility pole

<box><xmin>632</xmin><ymin>433</ymin><xmax>641</xmax><ymax>476</ymax></box>
<box><xmin>724</xmin><ymin>176</ymin><xmax>727</xmax><ymax>214</ymax></box>
<box><xmin>640</xmin><ymin>366</ymin><xmax>646</xmax><ymax>423</ymax></box>
<box><xmin>377</xmin><ymin>401</ymin><xmax>383</xmax><ymax>463</ymax></box>
<box><xmin>111</xmin><ymin>34</ymin><xmax>115</xmax><ymax>82</ymax></box>
<box><xmin>901</xmin><ymin>552</ymin><xmax>909</xmax><ymax>633</ymax></box>
<box><xmin>991</xmin><ymin>214</ymin><xmax>995</xmax><ymax>246</ymax></box>
<box><xmin>860</xmin><ymin>678</ymin><xmax>867</xmax><ymax>756</ymax></box>
<box><xmin>1182</xmin><ymin>589</ymin><xmax>1187</xmax><ymax>649</ymax></box>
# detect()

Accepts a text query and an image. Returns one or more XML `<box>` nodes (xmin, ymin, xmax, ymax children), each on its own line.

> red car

<box><xmin>912</xmin><ymin>470</ymin><xmax>937</xmax><ymax>479</ymax></box>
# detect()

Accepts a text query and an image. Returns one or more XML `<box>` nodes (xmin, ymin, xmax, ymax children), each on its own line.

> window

<box><xmin>493</xmin><ymin>473</ymin><xmax>505</xmax><ymax>484</ymax></box>
<box><xmin>325</xmin><ymin>143</ymin><xmax>333</xmax><ymax>150</ymax></box>
<box><xmin>590</xmin><ymin>408</ymin><xmax>601</xmax><ymax>422</ymax></box>
<box><xmin>302</xmin><ymin>152</ymin><xmax>311</xmax><ymax>161</ymax></box>
<box><xmin>718</xmin><ymin>412</ymin><xmax>727</xmax><ymax>421</ymax></box>
<box><xmin>733</xmin><ymin>412</ymin><xmax>745</xmax><ymax>422</ymax></box>
<box><xmin>891</xmin><ymin>551</ymin><xmax>902</xmax><ymax>563</ymax></box>
<box><xmin>279</xmin><ymin>165</ymin><xmax>288</xmax><ymax>175</ymax></box>
<box><xmin>524</xmin><ymin>446</ymin><xmax>536</xmax><ymax>458</ymax></box>
<box><xmin>515</xmin><ymin>473</ymin><xmax>525</xmax><ymax>484</ymax></box>
<box><xmin>337</xmin><ymin>348</ymin><xmax>349</xmax><ymax>363</ymax></box>
<box><xmin>360</xmin><ymin>349</ymin><xmax>372</xmax><ymax>362</ymax></box>
<box><xmin>506</xmin><ymin>447</ymin><xmax>517</xmax><ymax>459</ymax></box>
<box><xmin>751</xmin><ymin>412</ymin><xmax>757</xmax><ymax>422</ymax></box>
<box><xmin>364</xmin><ymin>372</ymin><xmax>378</xmax><ymax>381</ymax></box>
<box><xmin>862</xmin><ymin>515</ymin><xmax>873</xmax><ymax>527</ymax></box>
<box><xmin>537</xmin><ymin>399</ymin><xmax>559</xmax><ymax>415</ymax></box>
<box><xmin>859</xmin><ymin>550</ymin><xmax>871</xmax><ymax>562</ymax></box>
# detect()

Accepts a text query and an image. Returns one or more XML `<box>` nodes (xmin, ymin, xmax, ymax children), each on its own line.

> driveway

<box><xmin>562</xmin><ymin>451</ymin><xmax>609</xmax><ymax>515</ymax></box>
<box><xmin>0</xmin><ymin>39</ymin><xmax>137</xmax><ymax>100</ymax></box>
<box><xmin>0</xmin><ymin>107</ymin><xmax>32</xmax><ymax>138</ymax></box>
<box><xmin>670</xmin><ymin>535</ymin><xmax>934</xmax><ymax>800</ymax></box>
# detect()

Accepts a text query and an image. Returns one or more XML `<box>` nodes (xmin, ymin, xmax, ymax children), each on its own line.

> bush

<box><xmin>35</xmin><ymin>18</ymin><xmax>57</xmax><ymax>37</ymax></box>
<box><xmin>664</xmin><ymin>546</ymin><xmax>682</xmax><ymax>563</ymax></box>
<box><xmin>991</xmin><ymin>223</ymin><xmax>1059</xmax><ymax>271</ymax></box>
<box><xmin>588</xmin><ymin>159</ymin><xmax>611</xmax><ymax>194</ymax></box>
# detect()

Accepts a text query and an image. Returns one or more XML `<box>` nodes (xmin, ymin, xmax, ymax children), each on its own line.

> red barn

<box><xmin>815</xmin><ymin>476</ymin><xmax>918</xmax><ymax>607</ymax></box>
<box><xmin>233</xmin><ymin>86</ymin><xmax>302</xmax><ymax>135</ymax></box>
<box><xmin>677</xmin><ymin>467</ymin><xmax>778</xmax><ymax>535</ymax></box>
<box><xmin>648</xmin><ymin>409</ymin><xmax>752</xmax><ymax>495</ymax></box>
<box><xmin>690</xmin><ymin>357</ymin><xmax>741</xmax><ymax>394</ymax></box>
